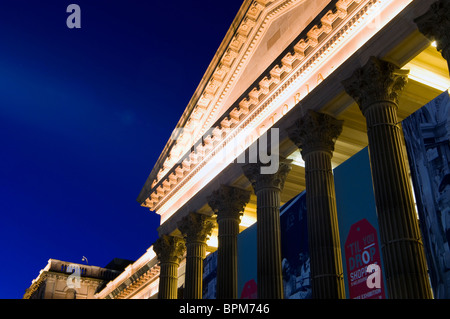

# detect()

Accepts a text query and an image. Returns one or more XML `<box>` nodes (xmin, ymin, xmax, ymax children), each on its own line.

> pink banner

<box><xmin>344</xmin><ymin>219</ymin><xmax>385</xmax><ymax>299</ymax></box>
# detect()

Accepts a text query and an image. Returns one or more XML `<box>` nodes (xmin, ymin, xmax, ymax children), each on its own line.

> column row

<box><xmin>152</xmin><ymin>0</ymin><xmax>448</xmax><ymax>299</ymax></box>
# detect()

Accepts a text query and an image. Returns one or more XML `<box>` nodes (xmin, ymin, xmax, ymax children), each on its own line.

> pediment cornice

<box><xmin>139</xmin><ymin>0</ymin><xmax>411</xmax><ymax>223</ymax></box>
<box><xmin>139</xmin><ymin>0</ymin><xmax>327</xmax><ymax>201</ymax></box>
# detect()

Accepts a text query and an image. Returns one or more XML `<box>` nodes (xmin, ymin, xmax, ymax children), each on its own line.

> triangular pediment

<box><xmin>138</xmin><ymin>0</ymin><xmax>334</xmax><ymax>203</ymax></box>
<box><xmin>212</xmin><ymin>0</ymin><xmax>332</xmax><ymax>125</ymax></box>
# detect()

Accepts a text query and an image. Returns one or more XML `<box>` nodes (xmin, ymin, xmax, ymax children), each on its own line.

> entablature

<box><xmin>140</xmin><ymin>0</ymin><xmax>417</xmax><ymax>226</ymax></box>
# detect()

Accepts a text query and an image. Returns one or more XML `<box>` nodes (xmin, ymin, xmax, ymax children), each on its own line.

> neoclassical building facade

<box><xmin>28</xmin><ymin>0</ymin><xmax>450</xmax><ymax>299</ymax></box>
<box><xmin>23</xmin><ymin>259</ymin><xmax>130</xmax><ymax>299</ymax></box>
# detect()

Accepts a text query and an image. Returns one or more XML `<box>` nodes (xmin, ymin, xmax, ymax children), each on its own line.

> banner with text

<box><xmin>334</xmin><ymin>147</ymin><xmax>387</xmax><ymax>299</ymax></box>
<box><xmin>236</xmin><ymin>191</ymin><xmax>311</xmax><ymax>299</ymax></box>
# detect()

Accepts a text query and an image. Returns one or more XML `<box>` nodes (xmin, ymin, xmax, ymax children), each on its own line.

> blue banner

<box><xmin>236</xmin><ymin>191</ymin><xmax>311</xmax><ymax>299</ymax></box>
<box><xmin>280</xmin><ymin>191</ymin><xmax>311</xmax><ymax>299</ymax></box>
<box><xmin>237</xmin><ymin>223</ymin><xmax>257</xmax><ymax>299</ymax></box>
<box><xmin>402</xmin><ymin>90</ymin><xmax>450</xmax><ymax>298</ymax></box>
<box><xmin>334</xmin><ymin>147</ymin><xmax>387</xmax><ymax>298</ymax></box>
<box><xmin>202</xmin><ymin>251</ymin><xmax>217</xmax><ymax>299</ymax></box>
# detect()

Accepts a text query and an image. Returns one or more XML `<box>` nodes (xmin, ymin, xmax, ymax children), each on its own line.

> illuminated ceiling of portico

<box><xmin>140</xmin><ymin>0</ymin><xmax>334</xmax><ymax>199</ymax></box>
<box><xmin>219</xmin><ymin>43</ymin><xmax>450</xmax><ymax>237</ymax></box>
<box><xmin>149</xmin><ymin>0</ymin><xmax>447</xmax><ymax>241</ymax></box>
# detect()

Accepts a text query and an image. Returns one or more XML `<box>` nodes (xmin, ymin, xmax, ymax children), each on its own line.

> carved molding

<box><xmin>112</xmin><ymin>265</ymin><xmax>160</xmax><ymax>300</ymax></box>
<box><xmin>415</xmin><ymin>0</ymin><xmax>450</xmax><ymax>62</ymax></box>
<box><xmin>153</xmin><ymin>0</ymin><xmax>283</xmax><ymax>183</ymax></box>
<box><xmin>242</xmin><ymin>158</ymin><xmax>292</xmax><ymax>192</ymax></box>
<box><xmin>287</xmin><ymin>110</ymin><xmax>343</xmax><ymax>156</ymax></box>
<box><xmin>207</xmin><ymin>185</ymin><xmax>251</xmax><ymax>221</ymax></box>
<box><xmin>23</xmin><ymin>273</ymin><xmax>48</xmax><ymax>299</ymax></box>
<box><xmin>153</xmin><ymin>235</ymin><xmax>186</xmax><ymax>264</ymax></box>
<box><xmin>141</xmin><ymin>0</ymin><xmax>386</xmax><ymax>212</ymax></box>
<box><xmin>341</xmin><ymin>56</ymin><xmax>409</xmax><ymax>113</ymax></box>
<box><xmin>177</xmin><ymin>212</ymin><xmax>215</xmax><ymax>244</ymax></box>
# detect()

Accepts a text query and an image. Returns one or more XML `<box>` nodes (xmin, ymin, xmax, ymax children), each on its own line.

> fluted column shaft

<box><xmin>208</xmin><ymin>185</ymin><xmax>251</xmax><ymax>299</ymax></box>
<box><xmin>288</xmin><ymin>110</ymin><xmax>345</xmax><ymax>299</ymax></box>
<box><xmin>159</xmin><ymin>261</ymin><xmax>180</xmax><ymax>299</ymax></box>
<box><xmin>185</xmin><ymin>241</ymin><xmax>207</xmax><ymax>299</ymax></box>
<box><xmin>342</xmin><ymin>57</ymin><xmax>433</xmax><ymax>298</ymax></box>
<box><xmin>153</xmin><ymin>235</ymin><xmax>185</xmax><ymax>299</ymax></box>
<box><xmin>178</xmin><ymin>212</ymin><xmax>214</xmax><ymax>299</ymax></box>
<box><xmin>256</xmin><ymin>185</ymin><xmax>283</xmax><ymax>299</ymax></box>
<box><xmin>243</xmin><ymin>159</ymin><xmax>292</xmax><ymax>299</ymax></box>
<box><xmin>217</xmin><ymin>218</ymin><xmax>240</xmax><ymax>298</ymax></box>
<box><xmin>365</xmin><ymin>100</ymin><xmax>432</xmax><ymax>298</ymax></box>
<box><xmin>304</xmin><ymin>151</ymin><xmax>345</xmax><ymax>298</ymax></box>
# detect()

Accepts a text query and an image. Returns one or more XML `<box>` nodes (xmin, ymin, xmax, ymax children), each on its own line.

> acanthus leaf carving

<box><xmin>242</xmin><ymin>158</ymin><xmax>292</xmax><ymax>192</ymax></box>
<box><xmin>287</xmin><ymin>110</ymin><xmax>343</xmax><ymax>156</ymax></box>
<box><xmin>415</xmin><ymin>0</ymin><xmax>450</xmax><ymax>62</ymax></box>
<box><xmin>341</xmin><ymin>56</ymin><xmax>408</xmax><ymax>113</ymax></box>
<box><xmin>207</xmin><ymin>185</ymin><xmax>251</xmax><ymax>221</ymax></box>
<box><xmin>177</xmin><ymin>212</ymin><xmax>215</xmax><ymax>244</ymax></box>
<box><xmin>153</xmin><ymin>235</ymin><xmax>186</xmax><ymax>264</ymax></box>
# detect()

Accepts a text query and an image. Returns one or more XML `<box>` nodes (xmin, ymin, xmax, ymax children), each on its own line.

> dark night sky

<box><xmin>0</xmin><ymin>0</ymin><xmax>244</xmax><ymax>299</ymax></box>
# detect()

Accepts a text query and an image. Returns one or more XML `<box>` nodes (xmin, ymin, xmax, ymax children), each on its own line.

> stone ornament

<box><xmin>153</xmin><ymin>235</ymin><xmax>186</xmax><ymax>264</ymax></box>
<box><xmin>341</xmin><ymin>56</ymin><xmax>409</xmax><ymax>112</ymax></box>
<box><xmin>207</xmin><ymin>185</ymin><xmax>251</xmax><ymax>221</ymax></box>
<box><xmin>177</xmin><ymin>212</ymin><xmax>215</xmax><ymax>244</ymax></box>
<box><xmin>242</xmin><ymin>159</ymin><xmax>292</xmax><ymax>192</ymax></box>
<box><xmin>287</xmin><ymin>110</ymin><xmax>344</xmax><ymax>156</ymax></box>
<box><xmin>415</xmin><ymin>0</ymin><xmax>450</xmax><ymax>62</ymax></box>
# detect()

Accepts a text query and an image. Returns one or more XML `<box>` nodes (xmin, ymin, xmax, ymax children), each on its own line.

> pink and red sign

<box><xmin>344</xmin><ymin>219</ymin><xmax>385</xmax><ymax>299</ymax></box>
<box><xmin>240</xmin><ymin>279</ymin><xmax>257</xmax><ymax>299</ymax></box>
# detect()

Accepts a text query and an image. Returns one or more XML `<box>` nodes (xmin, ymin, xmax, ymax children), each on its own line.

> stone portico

<box><xmin>131</xmin><ymin>0</ymin><xmax>450</xmax><ymax>300</ymax></box>
<box><xmin>29</xmin><ymin>0</ymin><xmax>448</xmax><ymax>300</ymax></box>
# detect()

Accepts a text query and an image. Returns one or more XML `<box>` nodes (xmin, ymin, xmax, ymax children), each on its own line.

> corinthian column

<box><xmin>342</xmin><ymin>56</ymin><xmax>433</xmax><ymax>299</ymax></box>
<box><xmin>242</xmin><ymin>158</ymin><xmax>292</xmax><ymax>299</ymax></box>
<box><xmin>415</xmin><ymin>0</ymin><xmax>450</xmax><ymax>72</ymax></box>
<box><xmin>153</xmin><ymin>235</ymin><xmax>185</xmax><ymax>299</ymax></box>
<box><xmin>287</xmin><ymin>110</ymin><xmax>345</xmax><ymax>299</ymax></box>
<box><xmin>208</xmin><ymin>185</ymin><xmax>251</xmax><ymax>299</ymax></box>
<box><xmin>178</xmin><ymin>212</ymin><xmax>214</xmax><ymax>299</ymax></box>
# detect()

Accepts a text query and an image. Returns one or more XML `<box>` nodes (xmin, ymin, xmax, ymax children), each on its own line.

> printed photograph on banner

<box><xmin>280</xmin><ymin>192</ymin><xmax>311</xmax><ymax>299</ymax></box>
<box><xmin>202</xmin><ymin>251</ymin><xmax>217</xmax><ymax>299</ymax></box>
<box><xmin>402</xmin><ymin>90</ymin><xmax>450</xmax><ymax>298</ymax></box>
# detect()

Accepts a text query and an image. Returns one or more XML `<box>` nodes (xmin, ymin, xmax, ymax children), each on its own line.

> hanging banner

<box><xmin>238</xmin><ymin>223</ymin><xmax>257</xmax><ymax>299</ymax></box>
<box><xmin>202</xmin><ymin>251</ymin><xmax>217</xmax><ymax>299</ymax></box>
<box><xmin>280</xmin><ymin>191</ymin><xmax>311</xmax><ymax>299</ymax></box>
<box><xmin>237</xmin><ymin>191</ymin><xmax>310</xmax><ymax>299</ymax></box>
<box><xmin>334</xmin><ymin>147</ymin><xmax>387</xmax><ymax>299</ymax></box>
<box><xmin>344</xmin><ymin>219</ymin><xmax>385</xmax><ymax>299</ymax></box>
<box><xmin>402</xmin><ymin>90</ymin><xmax>450</xmax><ymax>298</ymax></box>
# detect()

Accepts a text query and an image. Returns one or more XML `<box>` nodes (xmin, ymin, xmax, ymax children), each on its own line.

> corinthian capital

<box><xmin>287</xmin><ymin>110</ymin><xmax>343</xmax><ymax>156</ymax></box>
<box><xmin>242</xmin><ymin>158</ymin><xmax>292</xmax><ymax>192</ymax></box>
<box><xmin>415</xmin><ymin>0</ymin><xmax>450</xmax><ymax>61</ymax></box>
<box><xmin>207</xmin><ymin>185</ymin><xmax>251</xmax><ymax>221</ymax></box>
<box><xmin>341</xmin><ymin>56</ymin><xmax>409</xmax><ymax>113</ymax></box>
<box><xmin>153</xmin><ymin>235</ymin><xmax>186</xmax><ymax>264</ymax></box>
<box><xmin>178</xmin><ymin>212</ymin><xmax>215</xmax><ymax>244</ymax></box>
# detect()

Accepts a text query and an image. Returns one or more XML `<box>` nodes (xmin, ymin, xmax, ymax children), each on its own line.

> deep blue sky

<box><xmin>0</xmin><ymin>0</ymin><xmax>243</xmax><ymax>299</ymax></box>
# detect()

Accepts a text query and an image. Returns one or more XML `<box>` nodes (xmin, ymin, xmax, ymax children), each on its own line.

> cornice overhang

<box><xmin>95</xmin><ymin>247</ymin><xmax>160</xmax><ymax>299</ymax></box>
<box><xmin>137</xmin><ymin>0</ymin><xmax>267</xmax><ymax>203</ymax></box>
<box><xmin>140</xmin><ymin>0</ymin><xmax>414</xmax><ymax>225</ymax></box>
<box><xmin>23</xmin><ymin>273</ymin><xmax>47</xmax><ymax>299</ymax></box>
<box><xmin>138</xmin><ymin>0</ymin><xmax>329</xmax><ymax>204</ymax></box>
<box><xmin>110</xmin><ymin>264</ymin><xmax>160</xmax><ymax>299</ymax></box>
